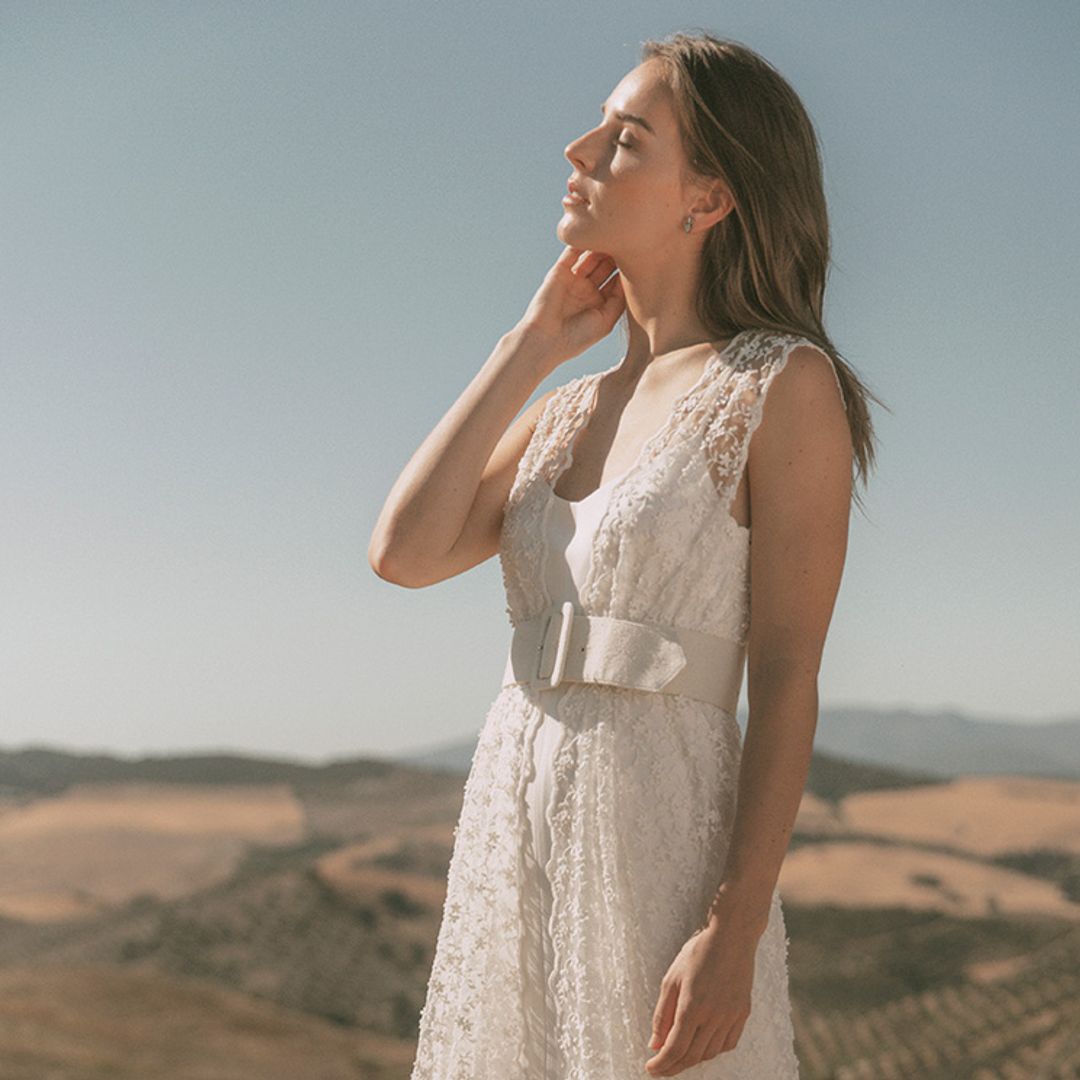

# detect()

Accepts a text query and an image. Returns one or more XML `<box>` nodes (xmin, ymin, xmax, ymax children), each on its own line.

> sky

<box><xmin>2</xmin><ymin>0</ymin><xmax>1077</xmax><ymax>763</ymax></box>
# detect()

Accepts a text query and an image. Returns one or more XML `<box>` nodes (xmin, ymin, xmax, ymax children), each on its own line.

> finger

<box><xmin>572</xmin><ymin>250</ymin><xmax>607</xmax><ymax>277</ymax></box>
<box><xmin>671</xmin><ymin>1021</ymin><xmax>716</xmax><ymax>1071</ymax></box>
<box><xmin>703</xmin><ymin>1023</ymin><xmax>730</xmax><ymax>1059</ymax></box>
<box><xmin>599</xmin><ymin>273</ymin><xmax>625</xmax><ymax>324</ymax></box>
<box><xmin>650</xmin><ymin>982</ymin><xmax>678</xmax><ymax>1050</ymax></box>
<box><xmin>556</xmin><ymin>245</ymin><xmax>584</xmax><ymax>269</ymax></box>
<box><xmin>647</xmin><ymin>1015</ymin><xmax>699</xmax><ymax>1076</ymax></box>
<box><xmin>598</xmin><ymin>268</ymin><xmax>622</xmax><ymax>298</ymax></box>
<box><xmin>703</xmin><ymin>1009</ymin><xmax>746</xmax><ymax>1060</ymax></box>
<box><xmin>721</xmin><ymin>1011</ymin><xmax>750</xmax><ymax>1052</ymax></box>
<box><xmin>585</xmin><ymin>257</ymin><xmax>617</xmax><ymax>287</ymax></box>
<box><xmin>573</xmin><ymin>249</ymin><xmax>616</xmax><ymax>280</ymax></box>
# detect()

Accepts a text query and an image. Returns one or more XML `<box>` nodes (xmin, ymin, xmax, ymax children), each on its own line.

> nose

<box><xmin>563</xmin><ymin>125</ymin><xmax>595</xmax><ymax>169</ymax></box>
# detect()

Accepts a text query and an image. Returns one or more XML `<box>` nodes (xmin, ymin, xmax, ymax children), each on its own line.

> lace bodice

<box><xmin>501</xmin><ymin>328</ymin><xmax>836</xmax><ymax>645</ymax></box>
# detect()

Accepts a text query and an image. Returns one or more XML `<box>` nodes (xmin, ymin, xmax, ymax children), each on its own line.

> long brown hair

<box><xmin>638</xmin><ymin>30</ymin><xmax>884</xmax><ymax>514</ymax></box>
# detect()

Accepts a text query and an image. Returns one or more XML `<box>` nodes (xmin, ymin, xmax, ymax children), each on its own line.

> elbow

<box><xmin>369</xmin><ymin>549</ymin><xmax>422</xmax><ymax>588</ymax></box>
<box><xmin>368</xmin><ymin>538</ymin><xmax>413</xmax><ymax>588</ymax></box>
<box><xmin>367</xmin><ymin>532</ymin><xmax>438</xmax><ymax>589</ymax></box>
<box><xmin>369</xmin><ymin>548</ymin><xmax>402</xmax><ymax>585</ymax></box>
<box><xmin>368</xmin><ymin>527</ymin><xmax>408</xmax><ymax>587</ymax></box>
<box><xmin>368</xmin><ymin>539</ymin><xmax>394</xmax><ymax>583</ymax></box>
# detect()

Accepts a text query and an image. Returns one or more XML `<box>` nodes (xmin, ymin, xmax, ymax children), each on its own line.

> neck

<box><xmin>615</xmin><ymin>250</ymin><xmax>716</xmax><ymax>372</ymax></box>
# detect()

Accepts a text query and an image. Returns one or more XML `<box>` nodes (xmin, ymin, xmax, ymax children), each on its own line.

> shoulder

<box><xmin>774</xmin><ymin>340</ymin><xmax>846</xmax><ymax>411</ymax></box>
<box><xmin>532</xmin><ymin>384</ymin><xmax>561</xmax><ymax>414</ymax></box>
<box><xmin>521</xmin><ymin>384</ymin><xmax>559</xmax><ymax>431</ymax></box>
<box><xmin>735</xmin><ymin>330</ymin><xmax>846</xmax><ymax>409</ymax></box>
<box><xmin>748</xmin><ymin>333</ymin><xmax>852</xmax><ymax>465</ymax></box>
<box><xmin>735</xmin><ymin>328</ymin><xmax>831</xmax><ymax>371</ymax></box>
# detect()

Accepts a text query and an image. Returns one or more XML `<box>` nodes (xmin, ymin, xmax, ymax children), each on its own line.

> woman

<box><xmin>371</xmin><ymin>30</ymin><xmax>880</xmax><ymax>1080</ymax></box>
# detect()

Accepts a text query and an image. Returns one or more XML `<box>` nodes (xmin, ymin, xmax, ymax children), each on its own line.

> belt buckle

<box><xmin>532</xmin><ymin>601</ymin><xmax>575</xmax><ymax>690</ymax></box>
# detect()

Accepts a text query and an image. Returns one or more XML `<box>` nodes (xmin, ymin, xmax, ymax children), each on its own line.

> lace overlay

<box><xmin>412</xmin><ymin>329</ymin><xmax>839</xmax><ymax>1078</ymax></box>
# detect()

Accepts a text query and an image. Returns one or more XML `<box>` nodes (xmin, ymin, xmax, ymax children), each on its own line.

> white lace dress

<box><xmin>410</xmin><ymin>329</ymin><xmax>837</xmax><ymax>1079</ymax></box>
<box><xmin>521</xmin><ymin>478</ymin><xmax>616</xmax><ymax>1078</ymax></box>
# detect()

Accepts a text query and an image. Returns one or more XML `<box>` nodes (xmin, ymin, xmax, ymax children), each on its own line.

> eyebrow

<box><xmin>600</xmin><ymin>101</ymin><xmax>655</xmax><ymax>136</ymax></box>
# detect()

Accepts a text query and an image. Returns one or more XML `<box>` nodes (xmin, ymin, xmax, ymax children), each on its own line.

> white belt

<box><xmin>501</xmin><ymin>601</ymin><xmax>745</xmax><ymax>715</ymax></box>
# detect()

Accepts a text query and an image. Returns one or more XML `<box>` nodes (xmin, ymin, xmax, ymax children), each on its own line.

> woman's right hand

<box><xmin>515</xmin><ymin>246</ymin><xmax>626</xmax><ymax>371</ymax></box>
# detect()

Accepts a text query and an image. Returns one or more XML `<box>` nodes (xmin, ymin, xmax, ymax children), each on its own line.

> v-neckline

<box><xmin>548</xmin><ymin>329</ymin><xmax>751</xmax><ymax>505</ymax></box>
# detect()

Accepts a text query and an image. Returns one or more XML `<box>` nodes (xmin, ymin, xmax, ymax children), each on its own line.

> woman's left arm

<box><xmin>645</xmin><ymin>344</ymin><xmax>854</xmax><ymax>1076</ymax></box>
<box><xmin>707</xmin><ymin>343</ymin><xmax>854</xmax><ymax>935</ymax></box>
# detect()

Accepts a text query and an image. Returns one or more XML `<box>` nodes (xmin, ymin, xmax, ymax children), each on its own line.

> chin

<box><xmin>556</xmin><ymin>216</ymin><xmax>589</xmax><ymax>244</ymax></box>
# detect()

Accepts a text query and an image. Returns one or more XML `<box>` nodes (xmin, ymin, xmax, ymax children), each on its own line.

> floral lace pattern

<box><xmin>412</xmin><ymin>330</ymin><xmax>838</xmax><ymax>1078</ymax></box>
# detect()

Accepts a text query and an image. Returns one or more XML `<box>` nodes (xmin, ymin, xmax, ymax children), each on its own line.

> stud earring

<box><xmin>683</xmin><ymin>214</ymin><xmax>693</xmax><ymax>233</ymax></box>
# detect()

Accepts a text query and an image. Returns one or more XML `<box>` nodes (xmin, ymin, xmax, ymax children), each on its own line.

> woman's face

<box><xmin>559</xmin><ymin>60</ymin><xmax>697</xmax><ymax>260</ymax></box>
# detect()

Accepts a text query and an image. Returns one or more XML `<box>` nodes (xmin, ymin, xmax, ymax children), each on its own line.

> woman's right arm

<box><xmin>368</xmin><ymin>247</ymin><xmax>625</xmax><ymax>589</ymax></box>
<box><xmin>368</xmin><ymin>325</ymin><xmax>560</xmax><ymax>588</ymax></box>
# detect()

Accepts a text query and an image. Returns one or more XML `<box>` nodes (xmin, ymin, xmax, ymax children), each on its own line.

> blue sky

<box><xmin>2</xmin><ymin>1</ymin><xmax>1077</xmax><ymax>762</ymax></box>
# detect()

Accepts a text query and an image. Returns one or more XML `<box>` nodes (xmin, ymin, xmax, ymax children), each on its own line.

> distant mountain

<box><xmin>395</xmin><ymin>737</ymin><xmax>478</xmax><ymax>775</ymax></box>
<box><xmin>0</xmin><ymin>746</ymin><xmax>396</xmax><ymax>799</ymax></box>
<box><xmin>813</xmin><ymin>707</ymin><xmax>1080</xmax><ymax>781</ymax></box>
<box><xmin>2</xmin><ymin>705</ymin><xmax>1075</xmax><ymax>805</ymax></box>
<box><xmin>395</xmin><ymin>707</ymin><xmax>1080</xmax><ymax>782</ymax></box>
<box><xmin>0</xmin><ymin>738</ymin><xmax>940</xmax><ymax>811</ymax></box>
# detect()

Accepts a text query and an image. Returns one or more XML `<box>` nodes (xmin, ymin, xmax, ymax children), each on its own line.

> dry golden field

<box><xmin>0</xmin><ymin>749</ymin><xmax>1076</xmax><ymax>1078</ymax></box>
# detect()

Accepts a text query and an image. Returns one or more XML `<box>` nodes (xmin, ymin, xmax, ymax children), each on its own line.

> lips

<box><xmin>566</xmin><ymin>180</ymin><xmax>589</xmax><ymax>203</ymax></box>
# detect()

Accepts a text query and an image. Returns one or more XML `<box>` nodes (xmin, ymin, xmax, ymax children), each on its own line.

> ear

<box><xmin>690</xmin><ymin>176</ymin><xmax>735</xmax><ymax>230</ymax></box>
